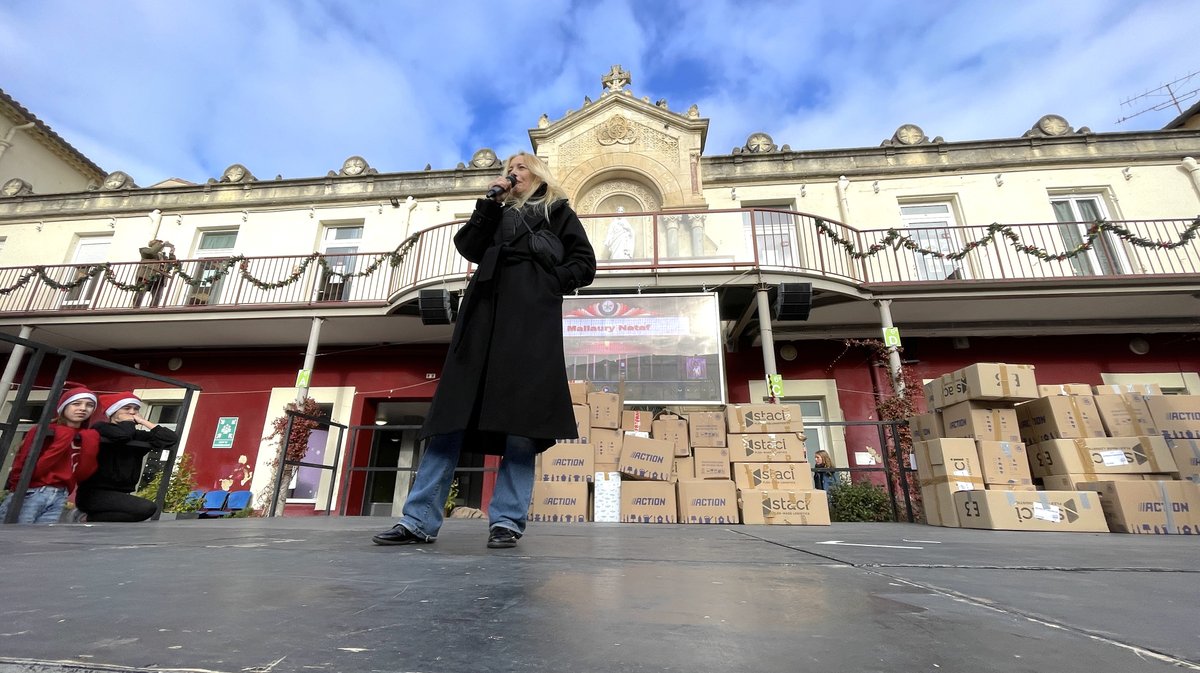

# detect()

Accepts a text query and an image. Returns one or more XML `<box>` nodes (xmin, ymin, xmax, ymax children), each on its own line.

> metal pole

<box><xmin>3</xmin><ymin>358</ymin><xmax>71</xmax><ymax>524</ymax></box>
<box><xmin>269</xmin><ymin>413</ymin><xmax>298</xmax><ymax>517</ymax></box>
<box><xmin>875</xmin><ymin>299</ymin><xmax>905</xmax><ymax>395</ymax></box>
<box><xmin>755</xmin><ymin>287</ymin><xmax>778</xmax><ymax>378</ymax></box>
<box><xmin>295</xmin><ymin>317</ymin><xmax>324</xmax><ymax>404</ymax></box>
<box><xmin>0</xmin><ymin>325</ymin><xmax>34</xmax><ymax>411</ymax></box>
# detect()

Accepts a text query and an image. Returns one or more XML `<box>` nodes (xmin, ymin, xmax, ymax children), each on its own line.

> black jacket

<box><xmin>79</xmin><ymin>421</ymin><xmax>180</xmax><ymax>493</ymax></box>
<box><xmin>421</xmin><ymin>197</ymin><xmax>596</xmax><ymax>455</ymax></box>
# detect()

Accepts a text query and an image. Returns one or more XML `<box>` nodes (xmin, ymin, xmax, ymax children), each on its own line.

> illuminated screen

<box><xmin>562</xmin><ymin>293</ymin><xmax>726</xmax><ymax>405</ymax></box>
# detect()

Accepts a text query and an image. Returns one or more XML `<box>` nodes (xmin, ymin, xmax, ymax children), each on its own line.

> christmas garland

<box><xmin>3</xmin><ymin>216</ymin><xmax>1198</xmax><ymax>298</ymax></box>
<box><xmin>0</xmin><ymin>232</ymin><xmax>421</xmax><ymax>297</ymax></box>
<box><xmin>811</xmin><ymin>216</ymin><xmax>1200</xmax><ymax>262</ymax></box>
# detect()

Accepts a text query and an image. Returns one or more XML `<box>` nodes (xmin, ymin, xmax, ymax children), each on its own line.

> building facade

<box><xmin>2</xmin><ymin>67</ymin><xmax>1200</xmax><ymax>516</ymax></box>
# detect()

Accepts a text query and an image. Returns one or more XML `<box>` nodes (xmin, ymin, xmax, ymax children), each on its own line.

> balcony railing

<box><xmin>1</xmin><ymin>210</ymin><xmax>1197</xmax><ymax>316</ymax></box>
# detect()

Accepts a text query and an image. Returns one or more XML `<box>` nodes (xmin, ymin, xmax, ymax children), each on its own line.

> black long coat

<box><xmin>421</xmin><ymin>197</ymin><xmax>596</xmax><ymax>455</ymax></box>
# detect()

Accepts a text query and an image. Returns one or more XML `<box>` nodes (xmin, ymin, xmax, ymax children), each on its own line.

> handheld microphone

<box><xmin>485</xmin><ymin>174</ymin><xmax>517</xmax><ymax>199</ymax></box>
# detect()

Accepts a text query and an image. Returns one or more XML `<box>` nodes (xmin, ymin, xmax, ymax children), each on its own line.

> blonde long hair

<box><xmin>502</xmin><ymin>152</ymin><xmax>569</xmax><ymax>219</ymax></box>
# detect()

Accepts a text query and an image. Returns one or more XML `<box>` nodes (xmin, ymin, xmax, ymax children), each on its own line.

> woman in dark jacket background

<box><xmin>77</xmin><ymin>392</ymin><xmax>179</xmax><ymax>522</ymax></box>
<box><xmin>373</xmin><ymin>151</ymin><xmax>596</xmax><ymax>549</ymax></box>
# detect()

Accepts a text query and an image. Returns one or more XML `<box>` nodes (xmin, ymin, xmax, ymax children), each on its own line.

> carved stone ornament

<box><xmin>597</xmin><ymin>114</ymin><xmax>637</xmax><ymax>146</ymax></box>
<box><xmin>218</xmin><ymin>164</ymin><xmax>256</xmax><ymax>183</ymax></box>
<box><xmin>686</xmin><ymin>104</ymin><xmax>699</xmax><ymax>119</ymax></box>
<box><xmin>736</xmin><ymin>132</ymin><xmax>777</xmax><ymax>154</ymax></box>
<box><xmin>881</xmin><ymin>123</ymin><xmax>942</xmax><ymax>146</ymax></box>
<box><xmin>336</xmin><ymin>155</ymin><xmax>376</xmax><ymax>177</ymax></box>
<box><xmin>1</xmin><ymin>177</ymin><xmax>33</xmax><ymax>197</ymax></box>
<box><xmin>1022</xmin><ymin>114</ymin><xmax>1089</xmax><ymax>138</ymax></box>
<box><xmin>601</xmin><ymin>64</ymin><xmax>632</xmax><ymax>93</ymax></box>
<box><xmin>538</xmin><ymin>113</ymin><xmax>550</xmax><ymax>129</ymax></box>
<box><xmin>470</xmin><ymin>148</ymin><xmax>500</xmax><ymax>169</ymax></box>
<box><xmin>99</xmin><ymin>171</ymin><xmax>137</xmax><ymax>190</ymax></box>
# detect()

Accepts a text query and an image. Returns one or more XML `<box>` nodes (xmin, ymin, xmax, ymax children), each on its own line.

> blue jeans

<box><xmin>0</xmin><ymin>486</ymin><xmax>68</xmax><ymax>524</ymax></box>
<box><xmin>398</xmin><ymin>432</ymin><xmax>537</xmax><ymax>541</ymax></box>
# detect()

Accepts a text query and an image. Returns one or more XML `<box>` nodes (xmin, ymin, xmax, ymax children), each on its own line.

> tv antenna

<box><xmin>1116</xmin><ymin>70</ymin><xmax>1200</xmax><ymax>125</ymax></box>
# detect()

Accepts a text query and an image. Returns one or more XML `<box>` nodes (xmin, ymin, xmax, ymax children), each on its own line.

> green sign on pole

<box><xmin>295</xmin><ymin>369</ymin><xmax>312</xmax><ymax>388</ymax></box>
<box><xmin>213</xmin><ymin>416</ymin><xmax>239</xmax><ymax>449</ymax></box>
<box><xmin>767</xmin><ymin>374</ymin><xmax>784</xmax><ymax>398</ymax></box>
<box><xmin>883</xmin><ymin>326</ymin><xmax>902</xmax><ymax>348</ymax></box>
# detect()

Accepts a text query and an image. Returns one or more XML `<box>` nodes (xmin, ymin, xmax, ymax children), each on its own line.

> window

<box><xmin>1050</xmin><ymin>195</ymin><xmax>1128</xmax><ymax>276</ymax></box>
<box><xmin>742</xmin><ymin>204</ymin><xmax>799</xmax><ymax>267</ymax></box>
<box><xmin>316</xmin><ymin>225</ymin><xmax>363</xmax><ymax>301</ymax></box>
<box><xmin>899</xmin><ymin>203</ymin><xmax>964</xmax><ymax>281</ymax></box>
<box><xmin>188</xmin><ymin>230</ymin><xmax>238</xmax><ymax>305</ymax></box>
<box><xmin>62</xmin><ymin>236</ymin><xmax>112</xmax><ymax>306</ymax></box>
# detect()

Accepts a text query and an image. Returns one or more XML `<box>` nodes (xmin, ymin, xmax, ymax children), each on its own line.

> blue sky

<box><xmin>2</xmin><ymin>0</ymin><xmax>1197</xmax><ymax>185</ymax></box>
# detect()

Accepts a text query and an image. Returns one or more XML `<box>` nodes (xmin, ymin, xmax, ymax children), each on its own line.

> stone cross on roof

<box><xmin>602</xmin><ymin>65</ymin><xmax>631</xmax><ymax>93</ymax></box>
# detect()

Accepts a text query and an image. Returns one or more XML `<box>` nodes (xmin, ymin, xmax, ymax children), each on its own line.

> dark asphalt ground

<box><xmin>1</xmin><ymin>518</ymin><xmax>1197</xmax><ymax>673</ymax></box>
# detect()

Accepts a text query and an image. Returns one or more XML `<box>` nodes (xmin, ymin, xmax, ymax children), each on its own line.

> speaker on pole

<box><xmin>774</xmin><ymin>282</ymin><xmax>812</xmax><ymax>321</ymax></box>
<box><xmin>418</xmin><ymin>288</ymin><xmax>453</xmax><ymax>325</ymax></box>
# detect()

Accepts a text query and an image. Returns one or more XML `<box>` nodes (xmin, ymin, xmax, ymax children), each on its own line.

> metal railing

<box><xmin>1</xmin><ymin>210</ymin><xmax>1196</xmax><ymax>316</ymax></box>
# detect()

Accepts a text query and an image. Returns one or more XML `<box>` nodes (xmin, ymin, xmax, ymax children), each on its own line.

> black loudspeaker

<box><xmin>774</xmin><ymin>282</ymin><xmax>812</xmax><ymax>321</ymax></box>
<box><xmin>418</xmin><ymin>289</ymin><xmax>453</xmax><ymax>325</ymax></box>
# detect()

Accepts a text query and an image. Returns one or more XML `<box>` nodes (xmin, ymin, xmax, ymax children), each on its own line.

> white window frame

<box><xmin>315</xmin><ymin>224</ymin><xmax>364</xmax><ymax>302</ymax></box>
<box><xmin>742</xmin><ymin>201</ymin><xmax>800</xmax><ymax>267</ymax></box>
<box><xmin>1048</xmin><ymin>193</ymin><xmax>1130</xmax><ymax>276</ymax></box>
<box><xmin>188</xmin><ymin>229</ymin><xmax>239</xmax><ymax>305</ymax></box>
<box><xmin>61</xmin><ymin>236</ymin><xmax>112</xmax><ymax>307</ymax></box>
<box><xmin>898</xmin><ymin>201</ymin><xmax>966</xmax><ymax>281</ymax></box>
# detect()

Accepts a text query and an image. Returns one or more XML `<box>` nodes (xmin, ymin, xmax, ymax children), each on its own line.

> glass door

<box><xmin>61</xmin><ymin>237</ymin><xmax>111</xmax><ymax>307</ymax></box>
<box><xmin>316</xmin><ymin>226</ymin><xmax>362</xmax><ymax>301</ymax></box>
<box><xmin>1051</xmin><ymin>196</ymin><xmax>1127</xmax><ymax>276</ymax></box>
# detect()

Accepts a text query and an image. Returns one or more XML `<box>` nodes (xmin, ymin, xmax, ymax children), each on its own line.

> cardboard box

<box><xmin>620</xmin><ymin>481</ymin><xmax>677</xmax><ymax>523</ymax></box>
<box><xmin>1016</xmin><ymin>395</ymin><xmax>1106</xmax><ymax>445</ymax></box>
<box><xmin>592</xmin><ymin>428</ymin><xmax>623</xmax><ymax>465</ymax></box>
<box><xmin>1038</xmin><ymin>384</ymin><xmax>1094</xmax><ymax>396</ymax></box>
<box><xmin>652</xmin><ymin>414</ymin><xmax>690</xmax><ymax>457</ymax></box>
<box><xmin>1146</xmin><ymin>395</ymin><xmax>1200</xmax><ymax>441</ymax></box>
<box><xmin>673</xmin><ymin>455</ymin><xmax>694</xmax><ymax>482</ymax></box>
<box><xmin>529</xmin><ymin>481</ymin><xmax>588</xmax><ymax>522</ymax></box>
<box><xmin>1093</xmin><ymin>393</ymin><xmax>1159</xmax><ymax>438</ymax></box>
<box><xmin>592</xmin><ymin>471</ymin><xmax>621</xmax><ymax>522</ymax></box>
<box><xmin>942</xmin><ymin>401</ymin><xmax>1021</xmax><ymax>443</ymax></box>
<box><xmin>984</xmin><ymin>484</ymin><xmax>1038</xmax><ymax>491</ymax></box>
<box><xmin>540</xmin><ymin>443</ymin><xmax>594</xmax><ymax>482</ymax></box>
<box><xmin>923</xmin><ymin>379</ymin><xmax>943</xmax><ymax>412</ymax></box>
<box><xmin>1166</xmin><ymin>437</ymin><xmax>1200</xmax><ymax>484</ymax></box>
<box><xmin>693</xmin><ymin>447</ymin><xmax>731</xmax><ymax>479</ymax></box>
<box><xmin>738</xmin><ymin>489</ymin><xmax>831</xmax><ymax>525</ymax></box>
<box><xmin>907</xmin><ymin>413</ymin><xmax>944</xmax><ymax>442</ymax></box>
<box><xmin>677</xmin><ymin>479</ymin><xmax>740</xmax><ymax>524</ymax></box>
<box><xmin>940</xmin><ymin>363</ymin><xmax>1039</xmax><ymax>406</ymax></box>
<box><xmin>725</xmin><ymin>404</ymin><xmax>806</xmax><ymax>434</ymax></box>
<box><xmin>726</xmin><ymin>433</ymin><xmax>807</xmax><ymax>462</ymax></box>
<box><xmin>588</xmin><ymin>392</ymin><xmax>621</xmax><ymax>430</ymax></box>
<box><xmin>731</xmin><ymin>462</ymin><xmax>814</xmax><ymax>491</ymax></box>
<box><xmin>1096</xmin><ymin>480</ymin><xmax>1200</xmax><ymax>534</ymax></box>
<box><xmin>559</xmin><ymin>404</ymin><xmax>591</xmax><ymax>445</ymax></box>
<box><xmin>913</xmin><ymin>439</ymin><xmax>986</xmax><ymax>492</ymax></box>
<box><xmin>687</xmin><ymin>411</ymin><xmax>727</xmax><ymax>448</ymax></box>
<box><xmin>920</xmin><ymin>483</ymin><xmax>962</xmax><ymax>527</ymax></box>
<box><xmin>617</xmin><ymin>435</ymin><xmax>676</xmax><ymax>481</ymax></box>
<box><xmin>975</xmin><ymin>440</ymin><xmax>1033</xmax><ymax>487</ymax></box>
<box><xmin>567</xmin><ymin>380</ymin><xmax>589</xmax><ymax>406</ymax></box>
<box><xmin>622</xmin><ymin>409</ymin><xmax>653</xmax><ymax>433</ymax></box>
<box><xmin>954</xmin><ymin>489</ymin><xmax>1108</xmax><ymax>532</ymax></box>
<box><xmin>1041</xmin><ymin>473</ymin><xmax>1145</xmax><ymax>491</ymax></box>
<box><xmin>1027</xmin><ymin>436</ymin><xmax>1178</xmax><ymax>478</ymax></box>
<box><xmin>1094</xmin><ymin>383</ymin><xmax>1163</xmax><ymax>396</ymax></box>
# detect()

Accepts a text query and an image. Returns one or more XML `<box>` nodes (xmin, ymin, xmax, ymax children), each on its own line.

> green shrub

<box><xmin>828</xmin><ymin>479</ymin><xmax>894</xmax><ymax>522</ymax></box>
<box><xmin>135</xmin><ymin>453</ymin><xmax>203</xmax><ymax>513</ymax></box>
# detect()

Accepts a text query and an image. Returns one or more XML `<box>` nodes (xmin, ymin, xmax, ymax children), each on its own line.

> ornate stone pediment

<box><xmin>328</xmin><ymin>155</ymin><xmax>377</xmax><ymax>177</ymax></box>
<box><xmin>881</xmin><ymin>124</ymin><xmax>943</xmax><ymax>147</ymax></box>
<box><xmin>96</xmin><ymin>171</ymin><xmax>137</xmax><ymax>190</ymax></box>
<box><xmin>1</xmin><ymin>177</ymin><xmax>33</xmax><ymax>197</ymax></box>
<box><xmin>1022</xmin><ymin>114</ymin><xmax>1091</xmax><ymax>138</ymax></box>
<box><xmin>208</xmin><ymin>164</ymin><xmax>256</xmax><ymax>184</ymax></box>
<box><xmin>733</xmin><ymin>132</ymin><xmax>791</xmax><ymax>154</ymax></box>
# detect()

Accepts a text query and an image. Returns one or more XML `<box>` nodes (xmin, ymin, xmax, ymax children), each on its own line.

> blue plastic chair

<box><xmin>197</xmin><ymin>489</ymin><xmax>229</xmax><ymax>517</ymax></box>
<box><xmin>202</xmin><ymin>489</ymin><xmax>253</xmax><ymax>518</ymax></box>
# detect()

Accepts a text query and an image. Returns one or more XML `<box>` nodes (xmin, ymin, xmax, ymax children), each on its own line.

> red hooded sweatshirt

<box><xmin>5</xmin><ymin>424</ymin><xmax>100</xmax><ymax>491</ymax></box>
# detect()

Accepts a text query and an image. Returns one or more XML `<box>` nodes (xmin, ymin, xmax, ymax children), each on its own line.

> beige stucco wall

<box><xmin>0</xmin><ymin>118</ymin><xmax>99</xmax><ymax>194</ymax></box>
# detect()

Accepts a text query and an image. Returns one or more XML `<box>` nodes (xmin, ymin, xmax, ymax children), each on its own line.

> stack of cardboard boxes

<box><xmin>910</xmin><ymin>366</ymin><xmax>1200</xmax><ymax>534</ymax></box>
<box><xmin>529</xmin><ymin>382</ymin><xmax>830</xmax><ymax>526</ymax></box>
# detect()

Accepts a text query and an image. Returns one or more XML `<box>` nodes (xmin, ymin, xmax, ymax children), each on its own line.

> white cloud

<box><xmin>1</xmin><ymin>0</ymin><xmax>1194</xmax><ymax>185</ymax></box>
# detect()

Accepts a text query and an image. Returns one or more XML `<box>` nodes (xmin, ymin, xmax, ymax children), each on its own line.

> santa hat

<box><xmin>56</xmin><ymin>383</ymin><xmax>98</xmax><ymax>414</ymax></box>
<box><xmin>100</xmin><ymin>391</ymin><xmax>143</xmax><ymax>418</ymax></box>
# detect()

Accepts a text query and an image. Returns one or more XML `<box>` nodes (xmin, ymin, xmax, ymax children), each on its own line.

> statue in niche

<box><xmin>603</xmin><ymin>206</ymin><xmax>635</xmax><ymax>261</ymax></box>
